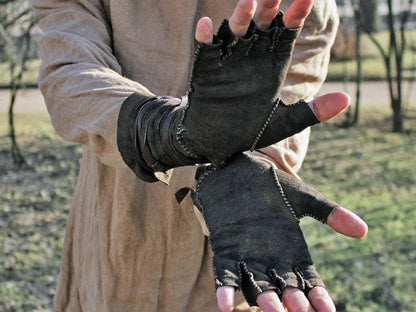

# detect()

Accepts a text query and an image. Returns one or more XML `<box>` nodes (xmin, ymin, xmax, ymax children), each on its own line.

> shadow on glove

<box><xmin>190</xmin><ymin>152</ymin><xmax>339</xmax><ymax>306</ymax></box>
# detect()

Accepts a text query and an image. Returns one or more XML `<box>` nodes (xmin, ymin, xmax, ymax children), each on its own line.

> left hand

<box><xmin>192</xmin><ymin>152</ymin><xmax>367</xmax><ymax>312</ymax></box>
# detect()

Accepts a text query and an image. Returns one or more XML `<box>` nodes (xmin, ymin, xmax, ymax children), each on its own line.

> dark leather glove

<box><xmin>191</xmin><ymin>152</ymin><xmax>338</xmax><ymax>306</ymax></box>
<box><xmin>117</xmin><ymin>12</ymin><xmax>320</xmax><ymax>182</ymax></box>
<box><xmin>179</xmin><ymin>12</ymin><xmax>319</xmax><ymax>165</ymax></box>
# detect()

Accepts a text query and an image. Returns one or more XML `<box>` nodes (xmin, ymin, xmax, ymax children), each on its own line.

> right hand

<box><xmin>177</xmin><ymin>0</ymin><xmax>317</xmax><ymax>166</ymax></box>
<box><xmin>120</xmin><ymin>0</ymin><xmax>349</xmax><ymax>182</ymax></box>
<box><xmin>195</xmin><ymin>0</ymin><xmax>314</xmax><ymax>43</ymax></box>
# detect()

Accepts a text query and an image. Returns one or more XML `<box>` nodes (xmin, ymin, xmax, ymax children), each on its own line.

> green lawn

<box><xmin>1</xmin><ymin>108</ymin><xmax>415</xmax><ymax>311</ymax></box>
<box><xmin>300</xmin><ymin>107</ymin><xmax>416</xmax><ymax>312</ymax></box>
<box><xmin>0</xmin><ymin>113</ymin><xmax>80</xmax><ymax>311</ymax></box>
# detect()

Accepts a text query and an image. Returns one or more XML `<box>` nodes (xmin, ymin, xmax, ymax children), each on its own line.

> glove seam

<box><xmin>250</xmin><ymin>99</ymin><xmax>282</xmax><ymax>151</ymax></box>
<box><xmin>176</xmin><ymin>96</ymin><xmax>200</xmax><ymax>160</ymax></box>
<box><xmin>192</xmin><ymin>165</ymin><xmax>223</xmax><ymax>289</ymax></box>
<box><xmin>268</xmin><ymin>27</ymin><xmax>284</xmax><ymax>52</ymax></box>
<box><xmin>194</xmin><ymin>165</ymin><xmax>217</xmax><ymax>210</ymax></box>
<box><xmin>271</xmin><ymin>169</ymin><xmax>300</xmax><ymax>223</ymax></box>
<box><xmin>177</xmin><ymin>43</ymin><xmax>206</xmax><ymax>160</ymax></box>
<box><xmin>239</xmin><ymin>261</ymin><xmax>263</xmax><ymax>306</ymax></box>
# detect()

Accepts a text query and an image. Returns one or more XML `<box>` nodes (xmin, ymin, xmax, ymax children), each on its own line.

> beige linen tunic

<box><xmin>33</xmin><ymin>0</ymin><xmax>339</xmax><ymax>311</ymax></box>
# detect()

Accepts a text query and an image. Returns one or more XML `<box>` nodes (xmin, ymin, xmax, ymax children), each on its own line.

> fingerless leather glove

<box><xmin>191</xmin><ymin>152</ymin><xmax>338</xmax><ymax>306</ymax></box>
<box><xmin>117</xmin><ymin>12</ymin><xmax>320</xmax><ymax>182</ymax></box>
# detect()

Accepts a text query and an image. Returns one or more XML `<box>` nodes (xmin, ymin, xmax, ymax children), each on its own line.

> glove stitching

<box><xmin>211</xmin><ymin>257</ymin><xmax>220</xmax><ymax>288</ymax></box>
<box><xmin>293</xmin><ymin>266</ymin><xmax>307</xmax><ymax>291</ymax></box>
<box><xmin>187</xmin><ymin>43</ymin><xmax>203</xmax><ymax>94</ymax></box>
<box><xmin>193</xmin><ymin>165</ymin><xmax>217</xmax><ymax>223</ymax></box>
<box><xmin>195</xmin><ymin>165</ymin><xmax>217</xmax><ymax>192</ymax></box>
<box><xmin>239</xmin><ymin>261</ymin><xmax>263</xmax><ymax>305</ymax></box>
<box><xmin>192</xmin><ymin>166</ymin><xmax>219</xmax><ymax>285</ymax></box>
<box><xmin>268</xmin><ymin>268</ymin><xmax>287</xmax><ymax>296</ymax></box>
<box><xmin>244</xmin><ymin>34</ymin><xmax>259</xmax><ymax>56</ymax></box>
<box><xmin>192</xmin><ymin>193</ymin><xmax>221</xmax><ymax>285</ymax></box>
<box><xmin>271</xmin><ymin>169</ymin><xmax>300</xmax><ymax>222</ymax></box>
<box><xmin>301</xmin><ymin>213</ymin><xmax>326</xmax><ymax>223</ymax></box>
<box><xmin>268</xmin><ymin>28</ymin><xmax>284</xmax><ymax>52</ymax></box>
<box><xmin>175</xmin><ymin>96</ymin><xmax>200</xmax><ymax>159</ymax></box>
<box><xmin>172</xmin><ymin>43</ymin><xmax>207</xmax><ymax>160</ymax></box>
<box><xmin>218</xmin><ymin>37</ymin><xmax>239</xmax><ymax>66</ymax></box>
<box><xmin>250</xmin><ymin>99</ymin><xmax>281</xmax><ymax>151</ymax></box>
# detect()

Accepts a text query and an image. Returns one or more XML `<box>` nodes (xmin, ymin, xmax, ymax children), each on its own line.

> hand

<box><xmin>117</xmin><ymin>0</ymin><xmax>346</xmax><ymax>183</ymax></box>
<box><xmin>191</xmin><ymin>152</ymin><xmax>367</xmax><ymax>312</ymax></box>
<box><xmin>175</xmin><ymin>0</ymin><xmax>318</xmax><ymax>167</ymax></box>
<box><xmin>195</xmin><ymin>0</ymin><xmax>313</xmax><ymax>43</ymax></box>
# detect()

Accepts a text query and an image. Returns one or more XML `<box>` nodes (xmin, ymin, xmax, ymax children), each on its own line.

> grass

<box><xmin>1</xmin><ymin>106</ymin><xmax>415</xmax><ymax>311</ymax></box>
<box><xmin>300</xmin><ymin>107</ymin><xmax>416</xmax><ymax>311</ymax></box>
<box><xmin>0</xmin><ymin>113</ymin><xmax>81</xmax><ymax>311</ymax></box>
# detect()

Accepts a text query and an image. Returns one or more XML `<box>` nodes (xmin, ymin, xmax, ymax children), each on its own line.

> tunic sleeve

<box><xmin>33</xmin><ymin>0</ymin><xmax>153</xmax><ymax>167</ymax></box>
<box><xmin>260</xmin><ymin>0</ymin><xmax>340</xmax><ymax>176</ymax></box>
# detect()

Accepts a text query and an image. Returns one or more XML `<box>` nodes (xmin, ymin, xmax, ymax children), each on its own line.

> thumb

<box><xmin>309</xmin><ymin>92</ymin><xmax>350</xmax><ymax>122</ymax></box>
<box><xmin>327</xmin><ymin>207</ymin><xmax>368</xmax><ymax>239</ymax></box>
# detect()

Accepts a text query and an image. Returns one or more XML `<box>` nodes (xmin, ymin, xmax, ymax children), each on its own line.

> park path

<box><xmin>0</xmin><ymin>81</ymin><xmax>415</xmax><ymax>113</ymax></box>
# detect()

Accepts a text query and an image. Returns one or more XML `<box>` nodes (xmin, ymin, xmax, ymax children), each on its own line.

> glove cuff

<box><xmin>117</xmin><ymin>93</ymin><xmax>201</xmax><ymax>183</ymax></box>
<box><xmin>117</xmin><ymin>93</ymin><xmax>160</xmax><ymax>182</ymax></box>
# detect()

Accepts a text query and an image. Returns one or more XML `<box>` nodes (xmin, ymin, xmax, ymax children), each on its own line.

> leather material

<box><xmin>178</xmin><ymin>12</ymin><xmax>310</xmax><ymax>166</ymax></box>
<box><xmin>117</xmin><ymin>12</ymin><xmax>321</xmax><ymax>182</ymax></box>
<box><xmin>191</xmin><ymin>152</ymin><xmax>338</xmax><ymax>306</ymax></box>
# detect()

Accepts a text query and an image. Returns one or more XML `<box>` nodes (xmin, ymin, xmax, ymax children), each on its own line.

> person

<box><xmin>33</xmin><ymin>0</ymin><xmax>367</xmax><ymax>311</ymax></box>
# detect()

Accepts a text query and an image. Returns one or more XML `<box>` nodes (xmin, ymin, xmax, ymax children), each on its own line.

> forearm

<box><xmin>34</xmin><ymin>0</ymin><xmax>153</xmax><ymax>167</ymax></box>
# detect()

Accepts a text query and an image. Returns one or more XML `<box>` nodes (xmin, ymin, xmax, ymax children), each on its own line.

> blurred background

<box><xmin>0</xmin><ymin>0</ymin><xmax>415</xmax><ymax>311</ymax></box>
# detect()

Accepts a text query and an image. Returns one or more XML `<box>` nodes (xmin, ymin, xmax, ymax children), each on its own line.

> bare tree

<box><xmin>341</xmin><ymin>0</ymin><xmax>364</xmax><ymax>127</ymax></box>
<box><xmin>363</xmin><ymin>0</ymin><xmax>414</xmax><ymax>132</ymax></box>
<box><xmin>0</xmin><ymin>0</ymin><xmax>38</xmax><ymax>166</ymax></box>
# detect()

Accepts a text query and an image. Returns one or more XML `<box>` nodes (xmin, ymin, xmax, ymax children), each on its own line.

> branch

<box><xmin>3</xmin><ymin>8</ymin><xmax>32</xmax><ymax>29</ymax></box>
<box><xmin>365</xmin><ymin>30</ymin><xmax>388</xmax><ymax>61</ymax></box>
<box><xmin>399</xmin><ymin>0</ymin><xmax>414</xmax><ymax>57</ymax></box>
<box><xmin>0</xmin><ymin>20</ymin><xmax>17</xmax><ymax>59</ymax></box>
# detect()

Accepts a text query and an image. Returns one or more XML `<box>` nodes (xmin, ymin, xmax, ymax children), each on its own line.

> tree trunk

<box><xmin>392</xmin><ymin>99</ymin><xmax>403</xmax><ymax>132</ymax></box>
<box><xmin>352</xmin><ymin>3</ymin><xmax>362</xmax><ymax>126</ymax></box>
<box><xmin>8</xmin><ymin>66</ymin><xmax>27</xmax><ymax>167</ymax></box>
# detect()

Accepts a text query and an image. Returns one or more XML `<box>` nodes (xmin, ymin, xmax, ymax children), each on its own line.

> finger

<box><xmin>229</xmin><ymin>0</ymin><xmax>257</xmax><ymax>36</ymax></box>
<box><xmin>308</xmin><ymin>286</ymin><xmax>336</xmax><ymax>312</ymax></box>
<box><xmin>257</xmin><ymin>290</ymin><xmax>286</xmax><ymax>312</ymax></box>
<box><xmin>283</xmin><ymin>0</ymin><xmax>313</xmax><ymax>29</ymax></box>
<box><xmin>195</xmin><ymin>16</ymin><xmax>214</xmax><ymax>43</ymax></box>
<box><xmin>282</xmin><ymin>287</ymin><xmax>314</xmax><ymax>312</ymax></box>
<box><xmin>253</xmin><ymin>0</ymin><xmax>281</xmax><ymax>30</ymax></box>
<box><xmin>216</xmin><ymin>286</ymin><xmax>235</xmax><ymax>312</ymax></box>
<box><xmin>327</xmin><ymin>206</ymin><xmax>368</xmax><ymax>239</ymax></box>
<box><xmin>308</xmin><ymin>92</ymin><xmax>350</xmax><ymax>122</ymax></box>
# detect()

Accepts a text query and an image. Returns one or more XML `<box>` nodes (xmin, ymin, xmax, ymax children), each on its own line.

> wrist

<box><xmin>117</xmin><ymin>93</ymin><xmax>202</xmax><ymax>184</ymax></box>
